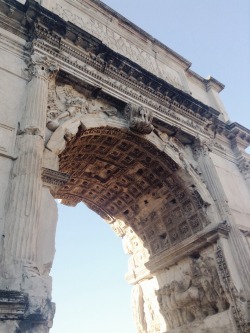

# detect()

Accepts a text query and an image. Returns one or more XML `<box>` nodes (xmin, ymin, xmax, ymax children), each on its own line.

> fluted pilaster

<box><xmin>21</xmin><ymin>54</ymin><xmax>58</xmax><ymax>138</ymax></box>
<box><xmin>193</xmin><ymin>139</ymin><xmax>250</xmax><ymax>296</ymax></box>
<box><xmin>5</xmin><ymin>53</ymin><xmax>58</xmax><ymax>262</ymax></box>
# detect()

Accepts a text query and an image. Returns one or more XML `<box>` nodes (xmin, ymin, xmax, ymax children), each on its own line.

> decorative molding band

<box><xmin>0</xmin><ymin>290</ymin><xmax>27</xmax><ymax>320</ymax></box>
<box><xmin>41</xmin><ymin>168</ymin><xmax>70</xmax><ymax>186</ymax></box>
<box><xmin>127</xmin><ymin>222</ymin><xmax>231</xmax><ymax>284</ymax></box>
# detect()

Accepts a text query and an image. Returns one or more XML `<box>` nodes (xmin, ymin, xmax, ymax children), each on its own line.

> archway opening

<box><xmin>46</xmin><ymin>116</ymin><xmax>215</xmax><ymax>332</ymax></box>
<box><xmin>50</xmin><ymin>203</ymin><xmax>135</xmax><ymax>333</ymax></box>
<box><xmin>52</xmin><ymin>125</ymin><xmax>210</xmax><ymax>264</ymax></box>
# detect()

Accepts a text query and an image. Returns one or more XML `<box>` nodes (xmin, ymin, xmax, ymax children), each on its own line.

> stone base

<box><xmin>165</xmin><ymin>310</ymin><xmax>235</xmax><ymax>333</ymax></box>
<box><xmin>0</xmin><ymin>290</ymin><xmax>55</xmax><ymax>333</ymax></box>
<box><xmin>0</xmin><ymin>290</ymin><xmax>27</xmax><ymax>320</ymax></box>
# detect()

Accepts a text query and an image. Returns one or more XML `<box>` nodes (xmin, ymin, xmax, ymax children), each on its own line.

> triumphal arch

<box><xmin>0</xmin><ymin>0</ymin><xmax>250</xmax><ymax>332</ymax></box>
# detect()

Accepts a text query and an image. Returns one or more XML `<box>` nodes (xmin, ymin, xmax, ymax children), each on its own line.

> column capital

<box><xmin>238</xmin><ymin>156</ymin><xmax>250</xmax><ymax>180</ymax></box>
<box><xmin>26</xmin><ymin>53</ymin><xmax>59</xmax><ymax>81</ymax></box>
<box><xmin>192</xmin><ymin>136</ymin><xmax>214</xmax><ymax>159</ymax></box>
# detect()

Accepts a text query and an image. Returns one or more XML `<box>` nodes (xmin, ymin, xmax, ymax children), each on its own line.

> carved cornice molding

<box><xmin>0</xmin><ymin>2</ymin><xmax>213</xmax><ymax>128</ymax></box>
<box><xmin>41</xmin><ymin>167</ymin><xmax>70</xmax><ymax>187</ymax></box>
<box><xmin>141</xmin><ymin>223</ymin><xmax>231</xmax><ymax>278</ymax></box>
<box><xmin>3</xmin><ymin>0</ymin><xmax>250</xmax><ymax>151</ymax></box>
<box><xmin>1</xmin><ymin>0</ymin><xmax>250</xmax><ymax>137</ymax></box>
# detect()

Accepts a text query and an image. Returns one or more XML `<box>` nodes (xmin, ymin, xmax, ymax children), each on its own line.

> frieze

<box><xmin>51</xmin><ymin>2</ymin><xmax>185</xmax><ymax>91</ymax></box>
<box><xmin>25</xmin><ymin>8</ymin><xmax>219</xmax><ymax>125</ymax></box>
<box><xmin>26</xmin><ymin>27</ymin><xmax>217</xmax><ymax>148</ymax></box>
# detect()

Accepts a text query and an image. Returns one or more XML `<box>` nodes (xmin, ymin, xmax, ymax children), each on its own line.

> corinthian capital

<box><xmin>238</xmin><ymin>156</ymin><xmax>250</xmax><ymax>179</ymax></box>
<box><xmin>26</xmin><ymin>54</ymin><xmax>59</xmax><ymax>81</ymax></box>
<box><xmin>192</xmin><ymin>136</ymin><xmax>214</xmax><ymax>159</ymax></box>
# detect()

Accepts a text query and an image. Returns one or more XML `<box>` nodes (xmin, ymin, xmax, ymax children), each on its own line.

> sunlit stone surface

<box><xmin>0</xmin><ymin>0</ymin><xmax>250</xmax><ymax>332</ymax></box>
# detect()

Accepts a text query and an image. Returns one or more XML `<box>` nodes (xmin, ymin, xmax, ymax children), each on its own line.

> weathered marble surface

<box><xmin>0</xmin><ymin>0</ymin><xmax>250</xmax><ymax>332</ymax></box>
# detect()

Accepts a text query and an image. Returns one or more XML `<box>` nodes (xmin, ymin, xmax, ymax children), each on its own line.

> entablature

<box><xmin>1</xmin><ymin>0</ymin><xmax>250</xmax><ymax>156</ymax></box>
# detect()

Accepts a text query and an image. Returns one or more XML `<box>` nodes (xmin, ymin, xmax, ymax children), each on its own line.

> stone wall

<box><xmin>0</xmin><ymin>1</ymin><xmax>249</xmax><ymax>332</ymax></box>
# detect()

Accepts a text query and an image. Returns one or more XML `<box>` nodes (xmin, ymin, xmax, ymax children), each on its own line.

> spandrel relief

<box><xmin>47</xmin><ymin>81</ymin><xmax>118</xmax><ymax>131</ymax></box>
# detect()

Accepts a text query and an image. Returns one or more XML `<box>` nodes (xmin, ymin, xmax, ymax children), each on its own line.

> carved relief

<box><xmin>41</xmin><ymin>168</ymin><xmax>70</xmax><ymax>187</ymax></box>
<box><xmin>238</xmin><ymin>156</ymin><xmax>250</xmax><ymax>179</ymax></box>
<box><xmin>52</xmin><ymin>3</ymin><xmax>184</xmax><ymax>90</ymax></box>
<box><xmin>25</xmin><ymin>54</ymin><xmax>58</xmax><ymax>82</ymax></box>
<box><xmin>132</xmin><ymin>284</ymin><xmax>147</xmax><ymax>333</ymax></box>
<box><xmin>47</xmin><ymin>82</ymin><xmax>118</xmax><ymax>131</ymax></box>
<box><xmin>216</xmin><ymin>245</ymin><xmax>249</xmax><ymax>332</ymax></box>
<box><xmin>132</xmin><ymin>283</ymin><xmax>162</xmax><ymax>333</ymax></box>
<box><xmin>125</xmin><ymin>103</ymin><xmax>154</xmax><ymax>134</ymax></box>
<box><xmin>156</xmin><ymin>253</ymin><xmax>229</xmax><ymax>330</ymax></box>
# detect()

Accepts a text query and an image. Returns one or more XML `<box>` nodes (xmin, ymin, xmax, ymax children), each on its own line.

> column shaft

<box><xmin>5</xmin><ymin>54</ymin><xmax>58</xmax><ymax>263</ymax></box>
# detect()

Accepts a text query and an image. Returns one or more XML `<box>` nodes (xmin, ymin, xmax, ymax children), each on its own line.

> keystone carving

<box><xmin>125</xmin><ymin>103</ymin><xmax>154</xmax><ymax>134</ymax></box>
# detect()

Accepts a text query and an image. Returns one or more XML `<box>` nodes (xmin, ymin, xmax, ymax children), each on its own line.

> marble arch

<box><xmin>0</xmin><ymin>0</ymin><xmax>250</xmax><ymax>332</ymax></box>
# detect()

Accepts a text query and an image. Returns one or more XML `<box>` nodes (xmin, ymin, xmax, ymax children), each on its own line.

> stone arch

<box><xmin>43</xmin><ymin>109</ymin><xmax>223</xmax><ymax>332</ymax></box>
<box><xmin>46</xmin><ymin>112</ymin><xmax>215</xmax><ymax>258</ymax></box>
<box><xmin>1</xmin><ymin>0</ymin><xmax>250</xmax><ymax>331</ymax></box>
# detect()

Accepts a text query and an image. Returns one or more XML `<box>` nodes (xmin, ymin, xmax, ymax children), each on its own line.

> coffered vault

<box><xmin>0</xmin><ymin>0</ymin><xmax>250</xmax><ymax>332</ymax></box>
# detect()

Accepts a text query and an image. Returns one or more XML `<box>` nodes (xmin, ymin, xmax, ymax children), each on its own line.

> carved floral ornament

<box><xmin>192</xmin><ymin>135</ymin><xmax>214</xmax><ymax>159</ymax></box>
<box><xmin>25</xmin><ymin>54</ymin><xmax>59</xmax><ymax>81</ymax></box>
<box><xmin>238</xmin><ymin>156</ymin><xmax>250</xmax><ymax>178</ymax></box>
<box><xmin>124</xmin><ymin>103</ymin><xmax>154</xmax><ymax>135</ymax></box>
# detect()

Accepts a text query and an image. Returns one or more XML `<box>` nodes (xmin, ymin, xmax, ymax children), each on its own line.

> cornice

<box><xmin>2</xmin><ymin>0</ymin><xmax>250</xmax><ymax>151</ymax></box>
<box><xmin>1</xmin><ymin>1</ymin><xmax>219</xmax><ymax>116</ymax></box>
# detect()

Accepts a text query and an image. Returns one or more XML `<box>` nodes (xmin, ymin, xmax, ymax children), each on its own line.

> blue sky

<box><xmin>50</xmin><ymin>1</ymin><xmax>250</xmax><ymax>332</ymax></box>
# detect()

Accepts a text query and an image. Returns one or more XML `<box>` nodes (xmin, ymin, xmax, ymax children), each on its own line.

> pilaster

<box><xmin>1</xmin><ymin>52</ymin><xmax>58</xmax><ymax>332</ymax></box>
<box><xmin>192</xmin><ymin>138</ymin><xmax>250</xmax><ymax>329</ymax></box>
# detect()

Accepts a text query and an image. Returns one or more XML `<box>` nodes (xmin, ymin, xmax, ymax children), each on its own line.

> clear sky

<box><xmin>50</xmin><ymin>1</ymin><xmax>250</xmax><ymax>333</ymax></box>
